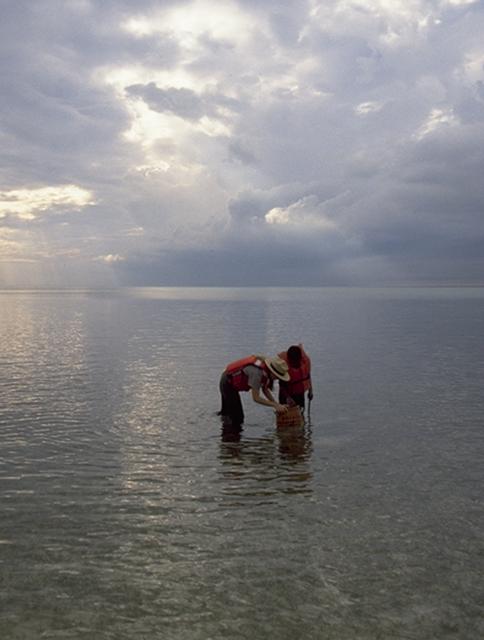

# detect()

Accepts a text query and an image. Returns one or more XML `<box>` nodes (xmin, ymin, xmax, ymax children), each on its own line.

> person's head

<box><xmin>287</xmin><ymin>345</ymin><xmax>302</xmax><ymax>368</ymax></box>
<box><xmin>264</xmin><ymin>356</ymin><xmax>290</xmax><ymax>382</ymax></box>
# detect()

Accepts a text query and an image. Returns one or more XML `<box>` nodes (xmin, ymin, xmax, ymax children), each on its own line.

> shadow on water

<box><xmin>218</xmin><ymin>421</ymin><xmax>313</xmax><ymax>497</ymax></box>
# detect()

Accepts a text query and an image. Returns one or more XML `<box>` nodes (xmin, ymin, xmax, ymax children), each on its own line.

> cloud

<box><xmin>125</xmin><ymin>83</ymin><xmax>206</xmax><ymax>120</ymax></box>
<box><xmin>265</xmin><ymin>196</ymin><xmax>337</xmax><ymax>230</ymax></box>
<box><xmin>95</xmin><ymin>253</ymin><xmax>125</xmax><ymax>263</ymax></box>
<box><xmin>1</xmin><ymin>0</ymin><xmax>484</xmax><ymax>286</ymax></box>
<box><xmin>0</xmin><ymin>186</ymin><xmax>95</xmax><ymax>221</ymax></box>
<box><xmin>355</xmin><ymin>101</ymin><xmax>385</xmax><ymax>115</ymax></box>
<box><xmin>415</xmin><ymin>107</ymin><xmax>458</xmax><ymax>139</ymax></box>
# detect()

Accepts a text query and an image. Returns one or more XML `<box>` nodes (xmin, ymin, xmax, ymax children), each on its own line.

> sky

<box><xmin>1</xmin><ymin>0</ymin><xmax>483</xmax><ymax>287</ymax></box>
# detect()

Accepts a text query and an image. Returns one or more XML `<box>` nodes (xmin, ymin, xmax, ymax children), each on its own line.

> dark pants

<box><xmin>219</xmin><ymin>372</ymin><xmax>244</xmax><ymax>426</ymax></box>
<box><xmin>279</xmin><ymin>386</ymin><xmax>305</xmax><ymax>410</ymax></box>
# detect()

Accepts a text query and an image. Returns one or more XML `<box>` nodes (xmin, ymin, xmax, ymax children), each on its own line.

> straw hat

<box><xmin>265</xmin><ymin>356</ymin><xmax>290</xmax><ymax>382</ymax></box>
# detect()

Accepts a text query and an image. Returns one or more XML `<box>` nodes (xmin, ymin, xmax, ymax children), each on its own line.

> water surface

<box><xmin>1</xmin><ymin>287</ymin><xmax>483</xmax><ymax>639</ymax></box>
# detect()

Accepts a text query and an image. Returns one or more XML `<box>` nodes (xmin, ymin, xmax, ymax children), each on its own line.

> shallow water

<box><xmin>1</xmin><ymin>287</ymin><xmax>483</xmax><ymax>639</ymax></box>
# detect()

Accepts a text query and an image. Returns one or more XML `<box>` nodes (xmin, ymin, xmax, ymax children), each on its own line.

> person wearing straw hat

<box><xmin>219</xmin><ymin>354</ymin><xmax>290</xmax><ymax>426</ymax></box>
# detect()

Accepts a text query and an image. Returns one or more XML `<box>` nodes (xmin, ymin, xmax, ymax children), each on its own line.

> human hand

<box><xmin>275</xmin><ymin>404</ymin><xmax>288</xmax><ymax>414</ymax></box>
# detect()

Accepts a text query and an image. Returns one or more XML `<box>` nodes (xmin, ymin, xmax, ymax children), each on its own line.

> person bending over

<box><xmin>219</xmin><ymin>355</ymin><xmax>289</xmax><ymax>426</ymax></box>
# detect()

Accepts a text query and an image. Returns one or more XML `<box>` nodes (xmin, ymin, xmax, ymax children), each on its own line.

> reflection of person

<box><xmin>219</xmin><ymin>355</ymin><xmax>290</xmax><ymax>427</ymax></box>
<box><xmin>218</xmin><ymin>429</ymin><xmax>313</xmax><ymax>494</ymax></box>
<box><xmin>276</xmin><ymin>425</ymin><xmax>313</xmax><ymax>464</ymax></box>
<box><xmin>278</xmin><ymin>344</ymin><xmax>313</xmax><ymax>411</ymax></box>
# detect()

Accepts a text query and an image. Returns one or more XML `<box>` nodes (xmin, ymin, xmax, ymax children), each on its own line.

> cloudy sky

<box><xmin>1</xmin><ymin>0</ymin><xmax>483</xmax><ymax>287</ymax></box>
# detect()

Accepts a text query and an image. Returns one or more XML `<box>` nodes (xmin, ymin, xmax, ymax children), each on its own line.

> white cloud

<box><xmin>95</xmin><ymin>254</ymin><xmax>126</xmax><ymax>263</ymax></box>
<box><xmin>415</xmin><ymin>107</ymin><xmax>458</xmax><ymax>139</ymax></box>
<box><xmin>308</xmin><ymin>0</ymin><xmax>436</xmax><ymax>48</ymax></box>
<box><xmin>265</xmin><ymin>196</ymin><xmax>337</xmax><ymax>229</ymax></box>
<box><xmin>0</xmin><ymin>186</ymin><xmax>95</xmax><ymax>221</ymax></box>
<box><xmin>122</xmin><ymin>0</ymin><xmax>260</xmax><ymax>50</ymax></box>
<box><xmin>355</xmin><ymin>101</ymin><xmax>385</xmax><ymax>115</ymax></box>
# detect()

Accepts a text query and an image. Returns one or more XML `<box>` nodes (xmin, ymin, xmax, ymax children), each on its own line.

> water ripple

<box><xmin>1</xmin><ymin>289</ymin><xmax>483</xmax><ymax>639</ymax></box>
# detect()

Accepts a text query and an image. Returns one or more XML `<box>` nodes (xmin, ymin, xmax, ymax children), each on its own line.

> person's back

<box><xmin>278</xmin><ymin>344</ymin><xmax>312</xmax><ymax>410</ymax></box>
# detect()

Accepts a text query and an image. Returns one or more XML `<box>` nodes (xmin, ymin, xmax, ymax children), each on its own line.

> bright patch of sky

<box><xmin>0</xmin><ymin>186</ymin><xmax>95</xmax><ymax>221</ymax></box>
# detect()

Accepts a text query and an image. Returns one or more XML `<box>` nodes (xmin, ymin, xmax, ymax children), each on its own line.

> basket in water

<box><xmin>276</xmin><ymin>405</ymin><xmax>304</xmax><ymax>428</ymax></box>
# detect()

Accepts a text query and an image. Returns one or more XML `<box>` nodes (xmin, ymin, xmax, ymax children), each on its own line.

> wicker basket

<box><xmin>276</xmin><ymin>405</ymin><xmax>304</xmax><ymax>428</ymax></box>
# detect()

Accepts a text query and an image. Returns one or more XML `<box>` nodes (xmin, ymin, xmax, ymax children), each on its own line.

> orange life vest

<box><xmin>225</xmin><ymin>355</ymin><xmax>270</xmax><ymax>392</ymax></box>
<box><xmin>278</xmin><ymin>350</ymin><xmax>311</xmax><ymax>395</ymax></box>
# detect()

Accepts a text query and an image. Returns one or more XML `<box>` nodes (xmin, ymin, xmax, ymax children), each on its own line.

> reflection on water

<box><xmin>219</xmin><ymin>425</ymin><xmax>313</xmax><ymax>497</ymax></box>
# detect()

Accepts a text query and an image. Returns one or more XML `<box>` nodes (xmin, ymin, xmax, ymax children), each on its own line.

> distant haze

<box><xmin>1</xmin><ymin>0</ymin><xmax>483</xmax><ymax>287</ymax></box>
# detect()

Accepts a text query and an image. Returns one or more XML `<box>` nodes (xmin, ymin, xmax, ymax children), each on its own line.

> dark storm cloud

<box><xmin>125</xmin><ymin>80</ymin><xmax>243</xmax><ymax>124</ymax></box>
<box><xmin>126</xmin><ymin>83</ymin><xmax>208</xmax><ymax>120</ymax></box>
<box><xmin>119</xmin><ymin>242</ymin><xmax>357</xmax><ymax>287</ymax></box>
<box><xmin>227</xmin><ymin>141</ymin><xmax>257</xmax><ymax>165</ymax></box>
<box><xmin>360</xmin><ymin>126</ymin><xmax>484</xmax><ymax>258</ymax></box>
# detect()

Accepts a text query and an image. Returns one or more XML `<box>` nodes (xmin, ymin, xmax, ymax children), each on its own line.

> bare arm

<box><xmin>262</xmin><ymin>386</ymin><xmax>276</xmax><ymax>403</ymax></box>
<box><xmin>251</xmin><ymin>388</ymin><xmax>287</xmax><ymax>413</ymax></box>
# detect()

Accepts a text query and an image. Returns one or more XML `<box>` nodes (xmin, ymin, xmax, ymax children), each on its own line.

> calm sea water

<box><xmin>1</xmin><ymin>287</ymin><xmax>483</xmax><ymax>639</ymax></box>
